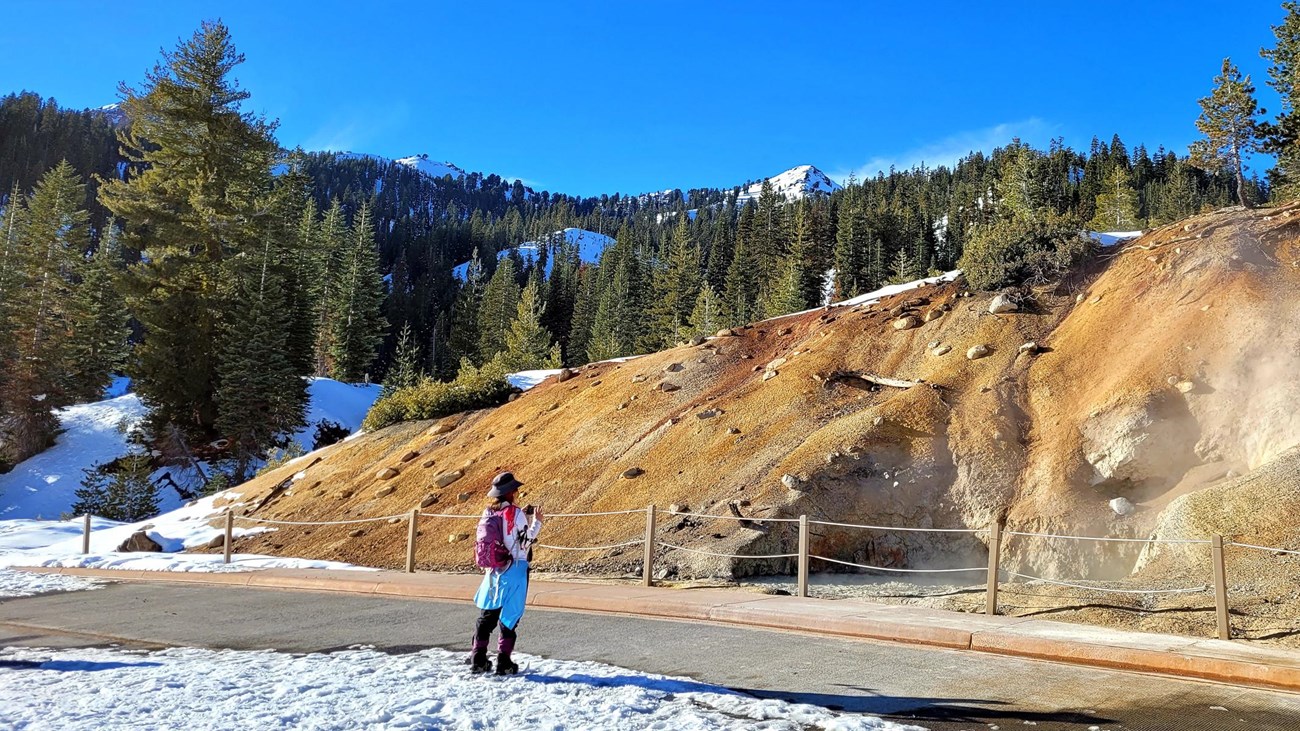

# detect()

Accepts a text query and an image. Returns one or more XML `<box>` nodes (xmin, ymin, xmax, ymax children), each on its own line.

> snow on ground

<box><xmin>452</xmin><ymin>228</ymin><xmax>615</xmax><ymax>280</ymax></box>
<box><xmin>293</xmin><ymin>378</ymin><xmax>382</xmax><ymax>453</ymax></box>
<box><xmin>0</xmin><ymin>492</ymin><xmax>369</xmax><ymax>575</ymax></box>
<box><xmin>507</xmin><ymin>369</ymin><xmax>564</xmax><ymax>391</ymax></box>
<box><xmin>0</xmin><ymin>393</ymin><xmax>147</xmax><ymax>520</ymax></box>
<box><xmin>0</xmin><ymin>378</ymin><xmax>379</xmax><ymax>521</ymax></box>
<box><xmin>0</xmin><ymin>568</ymin><xmax>101</xmax><ymax>598</ymax></box>
<box><xmin>0</xmin><ymin>645</ymin><xmax>920</xmax><ymax>731</ymax></box>
<box><xmin>1091</xmin><ymin>230</ymin><xmax>1144</xmax><ymax>247</ymax></box>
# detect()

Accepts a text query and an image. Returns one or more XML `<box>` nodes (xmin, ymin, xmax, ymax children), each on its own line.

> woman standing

<box><xmin>469</xmin><ymin>471</ymin><xmax>542</xmax><ymax>675</ymax></box>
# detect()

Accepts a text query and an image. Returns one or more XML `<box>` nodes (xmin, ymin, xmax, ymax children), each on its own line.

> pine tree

<box><xmin>1088</xmin><ymin>165</ymin><xmax>1142</xmax><ymax>231</ymax></box>
<box><xmin>833</xmin><ymin>183</ymin><xmax>870</xmax><ymax>298</ymax></box>
<box><xmin>477</xmin><ymin>256</ymin><xmax>521</xmax><ymax>361</ymax></box>
<box><xmin>449</xmin><ymin>250</ymin><xmax>485</xmax><ymax>366</ymax></box>
<box><xmin>73</xmin><ymin>455</ymin><xmax>158</xmax><ymax>522</ymax></box>
<box><xmin>98</xmin><ymin>21</ymin><xmax>278</xmax><ymax>437</ymax></box>
<box><xmin>567</xmin><ymin>265</ymin><xmax>598</xmax><ymax>366</ymax></box>
<box><xmin>1261</xmin><ymin>2</ymin><xmax>1300</xmax><ymax>197</ymax></box>
<box><xmin>497</xmin><ymin>278</ymin><xmax>562</xmax><ymax>371</ymax></box>
<box><xmin>687</xmin><ymin>283</ymin><xmax>724</xmax><ymax>337</ymax></box>
<box><xmin>1</xmin><ymin>162</ymin><xmax>88</xmax><ymax>463</ymax></box>
<box><xmin>327</xmin><ymin>201</ymin><xmax>387</xmax><ymax>382</ymax></box>
<box><xmin>66</xmin><ymin>220</ymin><xmax>131</xmax><ymax>401</ymax></box>
<box><xmin>312</xmin><ymin>199</ymin><xmax>349</xmax><ymax>376</ymax></box>
<box><xmin>1156</xmin><ymin>159</ymin><xmax>1200</xmax><ymax>224</ymax></box>
<box><xmin>1189</xmin><ymin>58</ymin><xmax>1261</xmax><ymax>208</ymax></box>
<box><xmin>381</xmin><ymin>322</ymin><xmax>423</xmax><ymax>396</ymax></box>
<box><xmin>649</xmin><ymin>214</ymin><xmax>701</xmax><ymax>346</ymax></box>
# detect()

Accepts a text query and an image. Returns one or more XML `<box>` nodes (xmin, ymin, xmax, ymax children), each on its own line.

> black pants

<box><xmin>473</xmin><ymin>607</ymin><xmax>517</xmax><ymax>655</ymax></box>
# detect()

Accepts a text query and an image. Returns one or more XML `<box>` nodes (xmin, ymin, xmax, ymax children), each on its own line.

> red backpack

<box><xmin>475</xmin><ymin>507</ymin><xmax>514</xmax><ymax>571</ymax></box>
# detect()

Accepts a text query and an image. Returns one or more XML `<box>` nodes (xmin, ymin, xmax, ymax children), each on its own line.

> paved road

<box><xmin>2</xmin><ymin>582</ymin><xmax>1299</xmax><ymax>730</ymax></box>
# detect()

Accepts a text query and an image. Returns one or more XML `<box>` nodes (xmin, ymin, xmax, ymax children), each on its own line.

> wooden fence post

<box><xmin>82</xmin><ymin>514</ymin><xmax>91</xmax><ymax>555</ymax></box>
<box><xmin>223</xmin><ymin>509</ymin><xmax>234</xmax><ymax>565</ymax></box>
<box><xmin>642</xmin><ymin>505</ymin><xmax>657</xmax><ymax>587</ymax></box>
<box><xmin>797</xmin><ymin>515</ymin><xmax>810</xmax><ymax>598</ymax></box>
<box><xmin>406</xmin><ymin>508</ymin><xmax>420</xmax><ymax>573</ymax></box>
<box><xmin>1212</xmin><ymin>535</ymin><xmax>1231</xmax><ymax>640</ymax></box>
<box><xmin>986</xmin><ymin>518</ymin><xmax>1003</xmax><ymax>616</ymax></box>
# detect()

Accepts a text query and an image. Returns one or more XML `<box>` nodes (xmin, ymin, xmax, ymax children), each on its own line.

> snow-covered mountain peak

<box><xmin>736</xmin><ymin>164</ymin><xmax>841</xmax><ymax>205</ymax></box>
<box><xmin>394</xmin><ymin>154</ymin><xmax>467</xmax><ymax>180</ymax></box>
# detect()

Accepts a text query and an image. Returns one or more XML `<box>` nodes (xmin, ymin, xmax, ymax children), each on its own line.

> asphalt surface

<box><xmin>2</xmin><ymin>582</ymin><xmax>1299</xmax><ymax>730</ymax></box>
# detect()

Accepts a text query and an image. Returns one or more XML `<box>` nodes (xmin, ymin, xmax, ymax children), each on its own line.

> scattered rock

<box><xmin>893</xmin><ymin>316</ymin><xmax>922</xmax><ymax>330</ymax></box>
<box><xmin>688</xmin><ymin>336</ymin><xmax>706</xmax><ymax>346</ymax></box>
<box><xmin>616</xmin><ymin>402</ymin><xmax>629</xmax><ymax>411</ymax></box>
<box><xmin>664</xmin><ymin>363</ymin><xmax>684</xmax><ymax>373</ymax></box>
<box><xmin>931</xmin><ymin>344</ymin><xmax>952</xmax><ymax>356</ymax></box>
<box><xmin>697</xmin><ymin>409</ymin><xmax>720</xmax><ymax>419</ymax></box>
<box><xmin>657</xmin><ymin>382</ymin><xmax>680</xmax><ymax>393</ymax></box>
<box><xmin>716</xmin><ymin>328</ymin><xmax>736</xmax><ymax>337</ymax></box>
<box><xmin>399</xmin><ymin>450</ymin><xmax>420</xmax><ymax>463</ymax></box>
<box><xmin>555</xmin><ymin>368</ymin><xmax>577</xmax><ymax>383</ymax></box>
<box><xmin>349</xmin><ymin>529</ymin><xmax>365</xmax><ymax>538</ymax></box>
<box><xmin>421</xmin><ymin>459</ymin><xmax>436</xmax><ymax>469</ymax></box>
<box><xmin>966</xmin><ymin>344</ymin><xmax>992</xmax><ymax>360</ymax></box>
<box><xmin>448</xmin><ymin>532</ymin><xmax>471</xmax><ymax>544</ymax></box>
<box><xmin>928</xmin><ymin>340</ymin><xmax>941</xmax><ymax>349</ymax></box>
<box><xmin>589</xmin><ymin>381</ymin><xmax>601</xmax><ymax>387</ymax></box>
<box><xmin>989</xmin><ymin>293</ymin><xmax>1019</xmax><ymax>314</ymax></box>
<box><xmin>622</xmin><ymin>467</ymin><xmax>644</xmax><ymax>479</ymax></box>
<box><xmin>387</xmin><ymin>517</ymin><xmax>402</xmax><ymax>525</ymax></box>
<box><xmin>778</xmin><ymin>326</ymin><xmax>793</xmax><ymax>336</ymax></box>
<box><xmin>669</xmin><ymin>503</ymin><xmax>689</xmax><ymax>513</ymax></box>
<box><xmin>923</xmin><ymin>309</ymin><xmax>944</xmax><ymax>322</ymax></box>
<box><xmin>205</xmin><ymin>534</ymin><xmax>225</xmax><ymax>549</ymax></box>
<box><xmin>427</xmin><ymin>421</ymin><xmax>457</xmax><ymax>436</ymax></box>
<box><xmin>781</xmin><ymin>474</ymin><xmax>809</xmax><ymax>491</ymax></box>
<box><xmin>374</xmin><ymin>485</ymin><xmax>396</xmax><ymax>498</ymax></box>
<box><xmin>1076</xmin><ymin>293</ymin><xmax>1086</xmax><ymax>303</ymax></box>
<box><xmin>517</xmin><ymin>433</ymin><xmax>528</xmax><ymax>444</ymax></box>
<box><xmin>435</xmin><ymin>470</ymin><xmax>464</xmax><ymax>488</ymax></box>
<box><xmin>727</xmin><ymin>427</ymin><xmax>741</xmax><ymax>435</ymax></box>
<box><xmin>1109</xmin><ymin>497</ymin><xmax>1136</xmax><ymax>516</ymax></box>
<box><xmin>117</xmin><ymin>530</ymin><xmax>163</xmax><ymax>553</ymax></box>
<box><xmin>376</xmin><ymin>467</ymin><xmax>400</xmax><ymax>480</ymax></box>
<box><xmin>1175</xmin><ymin>380</ymin><xmax>1196</xmax><ymax>394</ymax></box>
<box><xmin>767</xmin><ymin>357</ymin><xmax>787</xmax><ymax>370</ymax></box>
<box><xmin>762</xmin><ymin>370</ymin><xmax>779</xmax><ymax>381</ymax></box>
<box><xmin>740</xmin><ymin>354</ymin><xmax>753</xmax><ymax>360</ymax></box>
<box><xmin>1018</xmin><ymin>341</ymin><xmax>1039</xmax><ymax>354</ymax></box>
<box><xmin>631</xmin><ymin>374</ymin><xmax>648</xmax><ymax>383</ymax></box>
<box><xmin>546</xmin><ymin>403</ymin><xmax>559</xmax><ymax>412</ymax></box>
<box><xmin>456</xmin><ymin>492</ymin><xmax>472</xmax><ymax>503</ymax></box>
<box><xmin>419</xmin><ymin>494</ymin><xmax>439</xmax><ymax>508</ymax></box>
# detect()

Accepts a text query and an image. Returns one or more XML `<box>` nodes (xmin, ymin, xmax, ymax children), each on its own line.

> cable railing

<box><xmin>112</xmin><ymin>503</ymin><xmax>1300</xmax><ymax>643</ymax></box>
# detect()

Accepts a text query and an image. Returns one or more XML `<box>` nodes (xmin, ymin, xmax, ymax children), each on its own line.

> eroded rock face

<box><xmin>1080</xmin><ymin>394</ymin><xmax>1200</xmax><ymax>489</ymax></box>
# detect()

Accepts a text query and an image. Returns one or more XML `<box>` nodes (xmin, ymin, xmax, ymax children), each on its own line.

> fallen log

<box><xmin>824</xmin><ymin>370</ymin><xmax>923</xmax><ymax>389</ymax></box>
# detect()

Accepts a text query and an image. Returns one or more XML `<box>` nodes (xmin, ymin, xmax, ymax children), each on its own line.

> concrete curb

<box><xmin>15</xmin><ymin>565</ymin><xmax>1300</xmax><ymax>691</ymax></box>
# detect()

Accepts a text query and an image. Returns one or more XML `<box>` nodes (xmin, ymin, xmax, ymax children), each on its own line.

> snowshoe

<box><xmin>469</xmin><ymin>649</ymin><xmax>492</xmax><ymax>674</ymax></box>
<box><xmin>493</xmin><ymin>654</ymin><xmax>519</xmax><ymax>676</ymax></box>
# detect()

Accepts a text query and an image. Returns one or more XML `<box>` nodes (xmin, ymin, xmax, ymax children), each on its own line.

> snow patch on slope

<box><xmin>736</xmin><ymin>164</ymin><xmax>841</xmax><ymax>206</ymax></box>
<box><xmin>0</xmin><ymin>645</ymin><xmax>919</xmax><ymax>730</ymax></box>
<box><xmin>394</xmin><ymin>153</ymin><xmax>467</xmax><ymax>179</ymax></box>
<box><xmin>453</xmin><ymin>228</ymin><xmax>615</xmax><ymax>280</ymax></box>
<box><xmin>1091</xmin><ymin>230</ymin><xmax>1144</xmax><ymax>247</ymax></box>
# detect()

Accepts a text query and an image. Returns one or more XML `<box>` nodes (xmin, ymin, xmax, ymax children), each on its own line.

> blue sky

<box><xmin>0</xmin><ymin>1</ymin><xmax>1287</xmax><ymax>195</ymax></box>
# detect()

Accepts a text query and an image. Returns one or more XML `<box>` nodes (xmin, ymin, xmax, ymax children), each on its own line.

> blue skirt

<box><xmin>473</xmin><ymin>559</ymin><xmax>530</xmax><ymax>630</ymax></box>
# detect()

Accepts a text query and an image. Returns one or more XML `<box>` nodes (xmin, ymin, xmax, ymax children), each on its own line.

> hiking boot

<box><xmin>469</xmin><ymin>649</ymin><xmax>492</xmax><ymax>674</ymax></box>
<box><xmin>494</xmin><ymin>653</ymin><xmax>518</xmax><ymax>675</ymax></box>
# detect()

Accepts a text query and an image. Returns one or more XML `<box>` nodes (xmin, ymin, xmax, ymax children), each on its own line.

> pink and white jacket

<box><xmin>486</xmin><ymin>504</ymin><xmax>542</xmax><ymax>563</ymax></box>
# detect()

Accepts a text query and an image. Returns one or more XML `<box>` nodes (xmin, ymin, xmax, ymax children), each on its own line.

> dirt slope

<box><xmin>226</xmin><ymin>204</ymin><xmax>1300</xmax><ymax>596</ymax></box>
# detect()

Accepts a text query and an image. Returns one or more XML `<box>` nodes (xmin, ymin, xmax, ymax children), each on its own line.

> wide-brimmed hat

<box><xmin>487</xmin><ymin>471</ymin><xmax>523</xmax><ymax>498</ymax></box>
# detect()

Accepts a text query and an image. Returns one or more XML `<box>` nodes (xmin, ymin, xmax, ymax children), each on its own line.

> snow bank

<box><xmin>293</xmin><ymin>378</ymin><xmax>382</xmax><ymax>453</ymax></box>
<box><xmin>0</xmin><ymin>394</ymin><xmax>147</xmax><ymax>520</ymax></box>
<box><xmin>506</xmin><ymin>369</ymin><xmax>563</xmax><ymax>391</ymax></box>
<box><xmin>0</xmin><ymin>645</ymin><xmax>920</xmax><ymax>730</ymax></box>
<box><xmin>0</xmin><ymin>568</ymin><xmax>101</xmax><ymax>598</ymax></box>
<box><xmin>1091</xmin><ymin>230</ymin><xmax>1144</xmax><ymax>247</ymax></box>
